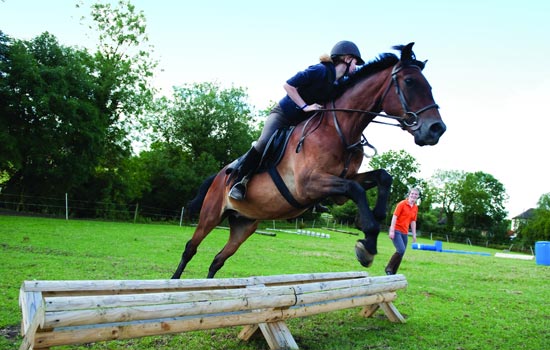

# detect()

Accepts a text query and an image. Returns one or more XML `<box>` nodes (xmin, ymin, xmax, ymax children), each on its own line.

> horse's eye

<box><xmin>404</xmin><ymin>78</ymin><xmax>414</xmax><ymax>86</ymax></box>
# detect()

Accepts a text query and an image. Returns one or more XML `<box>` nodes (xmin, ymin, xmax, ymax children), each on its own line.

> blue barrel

<box><xmin>535</xmin><ymin>241</ymin><xmax>550</xmax><ymax>266</ymax></box>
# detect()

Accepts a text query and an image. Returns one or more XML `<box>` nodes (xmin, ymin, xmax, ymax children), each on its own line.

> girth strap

<box><xmin>267</xmin><ymin>166</ymin><xmax>309</xmax><ymax>209</ymax></box>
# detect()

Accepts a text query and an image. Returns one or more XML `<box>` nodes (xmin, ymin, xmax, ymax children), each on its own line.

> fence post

<box><xmin>65</xmin><ymin>193</ymin><xmax>68</xmax><ymax>220</ymax></box>
<box><xmin>134</xmin><ymin>203</ymin><xmax>139</xmax><ymax>223</ymax></box>
<box><xmin>179</xmin><ymin>207</ymin><xmax>185</xmax><ymax>226</ymax></box>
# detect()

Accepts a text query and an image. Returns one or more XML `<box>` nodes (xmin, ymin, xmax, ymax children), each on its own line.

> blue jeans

<box><xmin>392</xmin><ymin>230</ymin><xmax>409</xmax><ymax>256</ymax></box>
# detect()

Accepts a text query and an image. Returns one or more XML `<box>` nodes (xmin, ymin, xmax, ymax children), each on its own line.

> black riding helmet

<box><xmin>330</xmin><ymin>40</ymin><xmax>365</xmax><ymax>65</ymax></box>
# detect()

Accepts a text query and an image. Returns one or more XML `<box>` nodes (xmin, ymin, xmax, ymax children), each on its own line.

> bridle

<box><xmin>297</xmin><ymin>62</ymin><xmax>440</xmax><ymax>167</ymax></box>
<box><xmin>384</xmin><ymin>64</ymin><xmax>439</xmax><ymax>130</ymax></box>
<box><xmin>320</xmin><ymin>63</ymin><xmax>440</xmax><ymax>129</ymax></box>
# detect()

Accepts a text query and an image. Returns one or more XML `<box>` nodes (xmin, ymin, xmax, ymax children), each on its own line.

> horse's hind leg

<box><xmin>171</xmin><ymin>202</ymin><xmax>223</xmax><ymax>279</ymax></box>
<box><xmin>171</xmin><ymin>222</ymin><xmax>215</xmax><ymax>279</ymax></box>
<box><xmin>206</xmin><ymin>215</ymin><xmax>258</xmax><ymax>278</ymax></box>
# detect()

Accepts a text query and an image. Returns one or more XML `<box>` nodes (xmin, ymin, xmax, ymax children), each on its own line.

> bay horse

<box><xmin>172</xmin><ymin>42</ymin><xmax>446</xmax><ymax>279</ymax></box>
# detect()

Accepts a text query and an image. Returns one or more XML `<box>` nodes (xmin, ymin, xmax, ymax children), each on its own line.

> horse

<box><xmin>172</xmin><ymin>42</ymin><xmax>446</xmax><ymax>279</ymax></box>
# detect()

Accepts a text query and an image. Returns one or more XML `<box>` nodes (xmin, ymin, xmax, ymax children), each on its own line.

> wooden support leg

<box><xmin>379</xmin><ymin>302</ymin><xmax>406</xmax><ymax>323</ymax></box>
<box><xmin>19</xmin><ymin>291</ymin><xmax>45</xmax><ymax>350</ymax></box>
<box><xmin>359</xmin><ymin>303</ymin><xmax>380</xmax><ymax>318</ymax></box>
<box><xmin>259</xmin><ymin>321</ymin><xmax>298</xmax><ymax>350</ymax></box>
<box><xmin>238</xmin><ymin>324</ymin><xmax>261</xmax><ymax>341</ymax></box>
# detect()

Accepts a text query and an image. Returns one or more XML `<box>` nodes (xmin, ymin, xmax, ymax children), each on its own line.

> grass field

<box><xmin>1</xmin><ymin>215</ymin><xmax>549</xmax><ymax>350</ymax></box>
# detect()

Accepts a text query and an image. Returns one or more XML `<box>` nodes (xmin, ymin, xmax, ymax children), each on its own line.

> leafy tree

<box><xmin>519</xmin><ymin>193</ymin><xmax>550</xmax><ymax>245</ymax></box>
<box><xmin>1</xmin><ymin>1</ymin><xmax>159</xmax><ymax>216</ymax></box>
<box><xmin>0</xmin><ymin>32</ymin><xmax>102</xmax><ymax>202</ymax></box>
<box><xmin>459</xmin><ymin>171</ymin><xmax>508</xmax><ymax>235</ymax></box>
<box><xmin>153</xmin><ymin>82</ymin><xmax>258</xmax><ymax>169</ymax></box>
<box><xmin>368</xmin><ymin>150</ymin><xmax>422</xmax><ymax>223</ymax></box>
<box><xmin>135</xmin><ymin>142</ymin><xmax>219</xmax><ymax>216</ymax></box>
<box><xmin>536</xmin><ymin>192</ymin><xmax>550</xmax><ymax>210</ymax></box>
<box><xmin>132</xmin><ymin>82</ymin><xmax>259</xmax><ymax>215</ymax></box>
<box><xmin>429</xmin><ymin>169</ymin><xmax>465</xmax><ymax>231</ymax></box>
<box><xmin>76</xmin><ymin>0</ymin><xmax>158</xmax><ymax>205</ymax></box>
<box><xmin>0</xmin><ymin>31</ymin><xmax>16</xmax><ymax>182</ymax></box>
<box><xmin>331</xmin><ymin>200</ymin><xmax>359</xmax><ymax>225</ymax></box>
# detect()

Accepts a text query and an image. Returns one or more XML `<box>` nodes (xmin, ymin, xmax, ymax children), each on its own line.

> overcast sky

<box><xmin>2</xmin><ymin>0</ymin><xmax>549</xmax><ymax>218</ymax></box>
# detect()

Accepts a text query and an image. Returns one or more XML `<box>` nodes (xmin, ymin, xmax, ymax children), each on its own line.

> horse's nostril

<box><xmin>430</xmin><ymin>122</ymin><xmax>446</xmax><ymax>137</ymax></box>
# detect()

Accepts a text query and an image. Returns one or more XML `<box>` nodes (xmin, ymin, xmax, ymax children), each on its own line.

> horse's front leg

<box><xmin>348</xmin><ymin>169</ymin><xmax>392</xmax><ymax>268</ymax></box>
<box><xmin>307</xmin><ymin>176</ymin><xmax>380</xmax><ymax>268</ymax></box>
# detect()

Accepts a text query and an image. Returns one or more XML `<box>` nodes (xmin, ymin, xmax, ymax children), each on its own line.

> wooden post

<box><xmin>133</xmin><ymin>203</ymin><xmax>139</xmax><ymax>223</ymax></box>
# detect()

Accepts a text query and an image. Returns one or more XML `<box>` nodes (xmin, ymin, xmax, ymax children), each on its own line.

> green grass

<box><xmin>1</xmin><ymin>215</ymin><xmax>549</xmax><ymax>350</ymax></box>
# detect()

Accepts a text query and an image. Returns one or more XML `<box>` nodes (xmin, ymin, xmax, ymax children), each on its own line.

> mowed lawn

<box><xmin>1</xmin><ymin>215</ymin><xmax>549</xmax><ymax>350</ymax></box>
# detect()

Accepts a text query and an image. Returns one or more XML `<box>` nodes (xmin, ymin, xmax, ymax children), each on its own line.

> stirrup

<box><xmin>229</xmin><ymin>181</ymin><xmax>247</xmax><ymax>201</ymax></box>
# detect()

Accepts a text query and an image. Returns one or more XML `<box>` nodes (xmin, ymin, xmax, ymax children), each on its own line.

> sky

<box><xmin>1</xmin><ymin>0</ymin><xmax>550</xmax><ymax>219</ymax></box>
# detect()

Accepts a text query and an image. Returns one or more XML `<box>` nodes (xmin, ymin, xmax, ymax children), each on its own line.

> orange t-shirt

<box><xmin>393</xmin><ymin>199</ymin><xmax>418</xmax><ymax>234</ymax></box>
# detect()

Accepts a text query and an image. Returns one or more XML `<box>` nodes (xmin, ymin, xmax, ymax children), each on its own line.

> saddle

<box><xmin>226</xmin><ymin>127</ymin><xmax>308</xmax><ymax>209</ymax></box>
<box><xmin>227</xmin><ymin>127</ymin><xmax>295</xmax><ymax>176</ymax></box>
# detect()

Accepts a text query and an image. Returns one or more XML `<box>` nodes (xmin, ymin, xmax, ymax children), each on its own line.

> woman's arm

<box><xmin>283</xmin><ymin>83</ymin><xmax>322</xmax><ymax>112</ymax></box>
<box><xmin>388</xmin><ymin>214</ymin><xmax>398</xmax><ymax>240</ymax></box>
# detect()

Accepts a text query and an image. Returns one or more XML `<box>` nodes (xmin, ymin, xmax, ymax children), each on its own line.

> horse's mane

<box><xmin>351</xmin><ymin>53</ymin><xmax>399</xmax><ymax>83</ymax></box>
<box><xmin>334</xmin><ymin>53</ymin><xmax>398</xmax><ymax>97</ymax></box>
<box><xmin>334</xmin><ymin>43</ymin><xmax>426</xmax><ymax>97</ymax></box>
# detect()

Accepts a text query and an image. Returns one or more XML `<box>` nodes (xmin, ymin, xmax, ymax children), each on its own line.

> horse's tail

<box><xmin>186</xmin><ymin>173</ymin><xmax>217</xmax><ymax>219</ymax></box>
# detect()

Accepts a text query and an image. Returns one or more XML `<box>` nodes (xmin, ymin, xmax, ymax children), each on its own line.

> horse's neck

<box><xmin>334</xmin><ymin>71</ymin><xmax>390</xmax><ymax>141</ymax></box>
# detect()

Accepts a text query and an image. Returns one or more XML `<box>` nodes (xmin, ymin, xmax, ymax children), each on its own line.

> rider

<box><xmin>229</xmin><ymin>40</ymin><xmax>365</xmax><ymax>201</ymax></box>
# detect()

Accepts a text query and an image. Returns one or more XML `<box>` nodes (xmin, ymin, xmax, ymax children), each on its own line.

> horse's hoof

<box><xmin>355</xmin><ymin>240</ymin><xmax>375</xmax><ymax>268</ymax></box>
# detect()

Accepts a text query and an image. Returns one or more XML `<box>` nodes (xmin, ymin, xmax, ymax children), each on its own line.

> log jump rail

<box><xmin>19</xmin><ymin>271</ymin><xmax>408</xmax><ymax>350</ymax></box>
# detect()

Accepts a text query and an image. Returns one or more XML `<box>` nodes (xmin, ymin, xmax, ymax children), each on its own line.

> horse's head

<box><xmin>382</xmin><ymin>43</ymin><xmax>446</xmax><ymax>146</ymax></box>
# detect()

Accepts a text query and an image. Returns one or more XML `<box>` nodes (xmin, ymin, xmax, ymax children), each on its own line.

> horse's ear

<box><xmin>401</xmin><ymin>42</ymin><xmax>416</xmax><ymax>62</ymax></box>
<box><xmin>421</xmin><ymin>59</ymin><xmax>428</xmax><ymax>70</ymax></box>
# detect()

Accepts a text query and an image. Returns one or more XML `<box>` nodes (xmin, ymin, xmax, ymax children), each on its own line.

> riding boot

<box><xmin>385</xmin><ymin>253</ymin><xmax>402</xmax><ymax>275</ymax></box>
<box><xmin>228</xmin><ymin>147</ymin><xmax>261</xmax><ymax>201</ymax></box>
<box><xmin>392</xmin><ymin>253</ymin><xmax>403</xmax><ymax>274</ymax></box>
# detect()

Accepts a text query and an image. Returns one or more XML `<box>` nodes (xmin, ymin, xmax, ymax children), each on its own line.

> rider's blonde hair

<box><xmin>319</xmin><ymin>53</ymin><xmax>332</xmax><ymax>63</ymax></box>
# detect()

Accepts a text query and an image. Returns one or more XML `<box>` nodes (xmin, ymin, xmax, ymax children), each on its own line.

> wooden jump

<box><xmin>19</xmin><ymin>271</ymin><xmax>408</xmax><ymax>350</ymax></box>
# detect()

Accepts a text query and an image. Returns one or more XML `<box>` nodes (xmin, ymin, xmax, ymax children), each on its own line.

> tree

<box><xmin>76</xmin><ymin>0</ymin><xmax>158</xmax><ymax>205</ymax></box>
<box><xmin>0</xmin><ymin>31</ymin><xmax>16</xmax><ymax>182</ymax></box>
<box><xmin>1</xmin><ymin>1</ymin><xmax>159</xmax><ymax>215</ymax></box>
<box><xmin>459</xmin><ymin>171</ymin><xmax>508</xmax><ymax>234</ymax></box>
<box><xmin>519</xmin><ymin>193</ymin><xmax>550</xmax><ymax>245</ymax></box>
<box><xmin>131</xmin><ymin>82</ymin><xmax>260</xmax><ymax>215</ymax></box>
<box><xmin>536</xmin><ymin>192</ymin><xmax>550</xmax><ymax>210</ymax></box>
<box><xmin>0</xmin><ymin>32</ymin><xmax>104</xmax><ymax>201</ymax></box>
<box><xmin>368</xmin><ymin>150</ymin><xmax>422</xmax><ymax>223</ymax></box>
<box><xmin>134</xmin><ymin>142</ymin><xmax>219</xmax><ymax>216</ymax></box>
<box><xmin>153</xmin><ymin>82</ymin><xmax>259</xmax><ymax>169</ymax></box>
<box><xmin>429</xmin><ymin>169</ymin><xmax>465</xmax><ymax>231</ymax></box>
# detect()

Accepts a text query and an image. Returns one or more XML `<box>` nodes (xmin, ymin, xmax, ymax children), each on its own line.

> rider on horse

<box><xmin>228</xmin><ymin>40</ymin><xmax>365</xmax><ymax>202</ymax></box>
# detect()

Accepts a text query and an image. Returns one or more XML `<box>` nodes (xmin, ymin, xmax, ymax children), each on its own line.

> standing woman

<box><xmin>385</xmin><ymin>188</ymin><xmax>421</xmax><ymax>275</ymax></box>
<box><xmin>229</xmin><ymin>40</ymin><xmax>365</xmax><ymax>200</ymax></box>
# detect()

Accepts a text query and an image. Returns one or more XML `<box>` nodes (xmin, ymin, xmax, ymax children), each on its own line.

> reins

<box><xmin>296</xmin><ymin>62</ymin><xmax>440</xmax><ymax>175</ymax></box>
<box><xmin>317</xmin><ymin>64</ymin><xmax>440</xmax><ymax>130</ymax></box>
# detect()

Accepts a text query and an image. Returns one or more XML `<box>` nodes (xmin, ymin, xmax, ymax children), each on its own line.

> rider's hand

<box><xmin>303</xmin><ymin>103</ymin><xmax>322</xmax><ymax>112</ymax></box>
